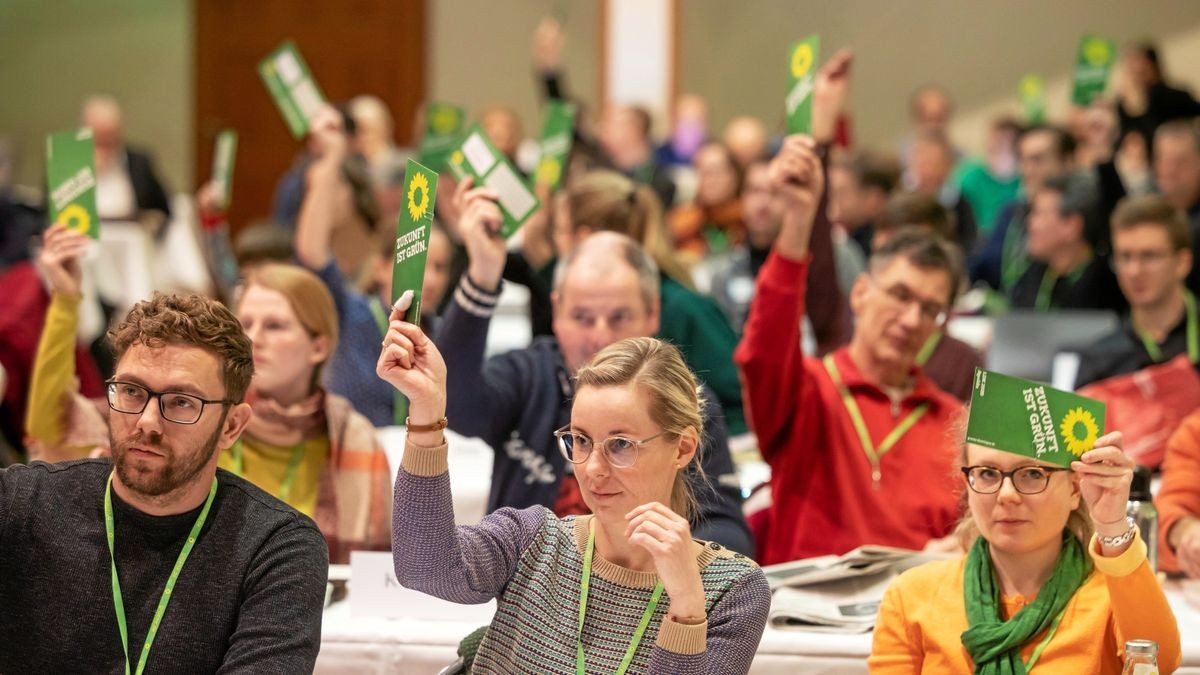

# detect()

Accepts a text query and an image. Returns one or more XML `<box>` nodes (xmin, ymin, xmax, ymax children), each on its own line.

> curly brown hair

<box><xmin>107</xmin><ymin>293</ymin><xmax>254</xmax><ymax>403</ymax></box>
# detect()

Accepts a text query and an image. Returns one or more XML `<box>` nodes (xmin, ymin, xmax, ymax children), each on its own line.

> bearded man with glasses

<box><xmin>736</xmin><ymin>135</ymin><xmax>967</xmax><ymax>564</ymax></box>
<box><xmin>1</xmin><ymin>225</ymin><xmax>327</xmax><ymax>673</ymax></box>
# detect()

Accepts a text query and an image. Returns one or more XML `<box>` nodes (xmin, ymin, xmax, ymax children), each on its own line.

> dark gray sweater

<box><xmin>0</xmin><ymin>459</ymin><xmax>328</xmax><ymax>674</ymax></box>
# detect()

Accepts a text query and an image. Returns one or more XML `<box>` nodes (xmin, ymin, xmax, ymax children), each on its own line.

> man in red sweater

<box><xmin>736</xmin><ymin>130</ymin><xmax>965</xmax><ymax>564</ymax></box>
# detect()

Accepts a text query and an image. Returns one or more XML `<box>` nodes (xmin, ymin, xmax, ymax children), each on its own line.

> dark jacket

<box><xmin>125</xmin><ymin>147</ymin><xmax>171</xmax><ymax>221</ymax></box>
<box><xmin>1009</xmin><ymin>257</ymin><xmax>1127</xmax><ymax>314</ymax></box>
<box><xmin>1074</xmin><ymin>309</ymin><xmax>1197</xmax><ymax>388</ymax></box>
<box><xmin>435</xmin><ymin>276</ymin><xmax>754</xmax><ymax>556</ymax></box>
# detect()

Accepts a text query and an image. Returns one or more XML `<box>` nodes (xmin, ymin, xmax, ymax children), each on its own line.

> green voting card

<box><xmin>447</xmin><ymin>124</ymin><xmax>542</xmax><ymax>238</ymax></box>
<box><xmin>1019</xmin><ymin>74</ymin><xmax>1046</xmax><ymax>124</ymax></box>
<box><xmin>418</xmin><ymin>102</ymin><xmax>466</xmax><ymax>172</ymax></box>
<box><xmin>211</xmin><ymin>130</ymin><xmax>238</xmax><ymax>209</ymax></box>
<box><xmin>966</xmin><ymin>368</ymin><xmax>1107</xmax><ymax>467</ymax></box>
<box><xmin>390</xmin><ymin>159</ymin><xmax>438</xmax><ymax>324</ymax></box>
<box><xmin>46</xmin><ymin>128</ymin><xmax>99</xmax><ymax>239</ymax></box>
<box><xmin>259</xmin><ymin>41</ymin><xmax>325</xmax><ymax>138</ymax></box>
<box><xmin>786</xmin><ymin>36</ymin><xmax>820</xmax><ymax>135</ymax></box>
<box><xmin>1071</xmin><ymin>34</ymin><xmax>1116</xmax><ymax>107</ymax></box>
<box><xmin>534</xmin><ymin>101</ymin><xmax>576</xmax><ymax>191</ymax></box>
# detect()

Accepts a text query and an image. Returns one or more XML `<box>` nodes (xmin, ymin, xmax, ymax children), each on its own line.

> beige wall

<box><xmin>5</xmin><ymin>1</ymin><xmax>1200</xmax><ymax>195</ymax></box>
<box><xmin>678</xmin><ymin>0</ymin><xmax>1200</xmax><ymax>155</ymax></box>
<box><xmin>0</xmin><ymin>0</ymin><xmax>192</xmax><ymax>192</ymax></box>
<box><xmin>428</xmin><ymin>0</ymin><xmax>601</xmax><ymax>140</ymax></box>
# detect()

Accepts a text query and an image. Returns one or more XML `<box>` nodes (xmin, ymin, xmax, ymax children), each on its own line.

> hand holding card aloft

<box><xmin>37</xmin><ymin>224</ymin><xmax>90</xmax><ymax>298</ymax></box>
<box><xmin>454</xmin><ymin>177</ymin><xmax>507</xmax><ymax>291</ymax></box>
<box><xmin>375</xmin><ymin>315</ymin><xmax>447</xmax><ymax>422</ymax></box>
<box><xmin>308</xmin><ymin>105</ymin><xmax>348</xmax><ymax>159</ymax></box>
<box><xmin>769</xmin><ymin>135</ymin><xmax>824</xmax><ymax>210</ymax></box>
<box><xmin>1070</xmin><ymin>431</ymin><xmax>1134</xmax><ymax>528</ymax></box>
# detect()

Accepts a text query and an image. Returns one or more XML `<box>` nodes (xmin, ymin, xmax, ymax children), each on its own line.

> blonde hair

<box><xmin>567</xmin><ymin>171</ymin><xmax>695</xmax><ymax>290</ymax></box>
<box><xmin>574</xmin><ymin>337</ymin><xmax>707</xmax><ymax>521</ymax></box>
<box><xmin>238</xmin><ymin>263</ymin><xmax>340</xmax><ymax>390</ymax></box>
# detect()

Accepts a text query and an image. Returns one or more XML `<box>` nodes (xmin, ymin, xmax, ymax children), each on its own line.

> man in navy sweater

<box><xmin>434</xmin><ymin>181</ymin><xmax>752</xmax><ymax>555</ymax></box>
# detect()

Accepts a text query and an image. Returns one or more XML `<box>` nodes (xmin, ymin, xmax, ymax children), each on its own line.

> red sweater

<box><xmin>735</xmin><ymin>252</ymin><xmax>963</xmax><ymax>564</ymax></box>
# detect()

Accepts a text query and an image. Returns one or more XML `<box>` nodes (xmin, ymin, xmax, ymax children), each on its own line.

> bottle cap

<box><xmin>1129</xmin><ymin>465</ymin><xmax>1153</xmax><ymax>501</ymax></box>
<box><xmin>1125</xmin><ymin>639</ymin><xmax>1158</xmax><ymax>655</ymax></box>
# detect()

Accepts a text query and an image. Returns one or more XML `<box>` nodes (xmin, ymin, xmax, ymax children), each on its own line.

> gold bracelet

<box><xmin>405</xmin><ymin>416</ymin><xmax>448</xmax><ymax>433</ymax></box>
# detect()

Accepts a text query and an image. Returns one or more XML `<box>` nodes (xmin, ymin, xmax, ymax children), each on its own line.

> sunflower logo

<box><xmin>1060</xmin><ymin>407</ymin><xmax>1099</xmax><ymax>457</ymax></box>
<box><xmin>536</xmin><ymin>157</ymin><xmax>561</xmax><ymax>187</ymax></box>
<box><xmin>1020</xmin><ymin>76</ymin><xmax>1042</xmax><ymax>99</ymax></box>
<box><xmin>451</xmin><ymin>150</ymin><xmax>465</xmax><ymax>167</ymax></box>
<box><xmin>58</xmin><ymin>204</ymin><xmax>91</xmax><ymax>236</ymax></box>
<box><xmin>431</xmin><ymin>108</ymin><xmax>460</xmax><ymax>135</ymax></box>
<box><xmin>1083</xmin><ymin>38</ymin><xmax>1111</xmax><ymax>67</ymax></box>
<box><xmin>791</xmin><ymin>44</ymin><xmax>814</xmax><ymax>79</ymax></box>
<box><xmin>407</xmin><ymin>172</ymin><xmax>430</xmax><ymax>222</ymax></box>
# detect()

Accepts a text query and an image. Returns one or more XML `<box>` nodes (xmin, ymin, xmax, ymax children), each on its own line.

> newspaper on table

<box><xmin>763</xmin><ymin>545</ymin><xmax>945</xmax><ymax>633</ymax></box>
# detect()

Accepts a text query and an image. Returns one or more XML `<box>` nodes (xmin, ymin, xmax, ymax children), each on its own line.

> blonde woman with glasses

<box><xmin>869</xmin><ymin>428</ymin><xmax>1181</xmax><ymax>673</ymax></box>
<box><xmin>379</xmin><ymin>312</ymin><xmax>770</xmax><ymax>674</ymax></box>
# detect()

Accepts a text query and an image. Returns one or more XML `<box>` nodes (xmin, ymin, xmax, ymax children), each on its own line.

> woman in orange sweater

<box><xmin>869</xmin><ymin>430</ymin><xmax>1181</xmax><ymax>674</ymax></box>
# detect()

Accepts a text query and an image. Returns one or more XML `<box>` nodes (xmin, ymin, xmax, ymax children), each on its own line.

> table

<box><xmin>317</xmin><ymin>581</ymin><xmax>1200</xmax><ymax>673</ymax></box>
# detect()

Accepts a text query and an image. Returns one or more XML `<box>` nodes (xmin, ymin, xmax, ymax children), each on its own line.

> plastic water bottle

<box><xmin>1126</xmin><ymin>465</ymin><xmax>1158</xmax><ymax>573</ymax></box>
<box><xmin>1122</xmin><ymin>639</ymin><xmax>1159</xmax><ymax>674</ymax></box>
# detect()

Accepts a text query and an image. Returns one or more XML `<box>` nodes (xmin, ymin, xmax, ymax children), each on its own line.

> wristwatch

<box><xmin>1096</xmin><ymin>517</ymin><xmax>1137</xmax><ymax>548</ymax></box>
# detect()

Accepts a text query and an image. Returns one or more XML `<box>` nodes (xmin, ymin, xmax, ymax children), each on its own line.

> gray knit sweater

<box><xmin>393</xmin><ymin>440</ymin><xmax>771</xmax><ymax>674</ymax></box>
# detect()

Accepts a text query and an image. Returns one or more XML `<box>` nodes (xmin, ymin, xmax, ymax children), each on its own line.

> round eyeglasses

<box><xmin>553</xmin><ymin>425</ymin><xmax>670</xmax><ymax>469</ymax></box>
<box><xmin>105</xmin><ymin>380</ymin><xmax>232</xmax><ymax>425</ymax></box>
<box><xmin>961</xmin><ymin>465</ymin><xmax>1071</xmax><ymax>495</ymax></box>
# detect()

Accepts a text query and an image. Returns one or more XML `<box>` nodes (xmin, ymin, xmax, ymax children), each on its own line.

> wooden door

<box><xmin>194</xmin><ymin>0</ymin><xmax>425</xmax><ymax>235</ymax></box>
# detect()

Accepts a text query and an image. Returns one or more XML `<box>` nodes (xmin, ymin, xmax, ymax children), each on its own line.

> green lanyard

<box><xmin>1000</xmin><ymin>212</ymin><xmax>1030</xmax><ymax>292</ymax></box>
<box><xmin>916</xmin><ymin>332</ymin><xmax>943</xmax><ymax>366</ymax></box>
<box><xmin>369</xmin><ymin>296</ymin><xmax>410</xmax><ymax>426</ymax></box>
<box><xmin>576</xmin><ymin>520</ymin><xmax>664</xmax><ymax>675</ymax></box>
<box><xmin>1034</xmin><ymin>259</ymin><xmax>1090</xmax><ymax>311</ymax></box>
<box><xmin>1023</xmin><ymin>606</ymin><xmax>1067</xmax><ymax>672</ymax></box>
<box><xmin>230</xmin><ymin>438</ymin><xmax>307</xmax><ymax>503</ymax></box>
<box><xmin>822</xmin><ymin>355</ymin><xmax>930</xmax><ymax>489</ymax></box>
<box><xmin>1134</xmin><ymin>290</ymin><xmax>1199</xmax><ymax>364</ymax></box>
<box><xmin>105</xmin><ymin>472</ymin><xmax>216</xmax><ymax>675</ymax></box>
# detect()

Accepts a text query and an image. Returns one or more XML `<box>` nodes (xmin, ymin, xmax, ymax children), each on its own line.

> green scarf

<box><xmin>961</xmin><ymin>532</ymin><xmax>1089</xmax><ymax>675</ymax></box>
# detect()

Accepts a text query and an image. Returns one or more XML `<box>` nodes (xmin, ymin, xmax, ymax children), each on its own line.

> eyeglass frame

<box><xmin>960</xmin><ymin>464</ymin><xmax>1072</xmax><ymax>495</ymax></box>
<box><xmin>1109</xmin><ymin>248</ymin><xmax>1178</xmax><ymax>271</ymax></box>
<box><xmin>867</xmin><ymin>276</ymin><xmax>950</xmax><ymax>326</ymax></box>
<box><xmin>553</xmin><ymin>425</ymin><xmax>672</xmax><ymax>469</ymax></box>
<box><xmin>104</xmin><ymin>379</ymin><xmax>233</xmax><ymax>425</ymax></box>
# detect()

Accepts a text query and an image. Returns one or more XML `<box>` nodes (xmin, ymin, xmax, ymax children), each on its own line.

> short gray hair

<box><xmin>553</xmin><ymin>232</ymin><xmax>660</xmax><ymax>311</ymax></box>
<box><xmin>868</xmin><ymin>227</ymin><xmax>965</xmax><ymax>307</ymax></box>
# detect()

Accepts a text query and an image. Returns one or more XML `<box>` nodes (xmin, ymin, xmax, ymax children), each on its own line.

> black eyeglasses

<box><xmin>961</xmin><ymin>465</ymin><xmax>1071</xmax><ymax>495</ymax></box>
<box><xmin>553</xmin><ymin>425</ymin><xmax>670</xmax><ymax>468</ymax></box>
<box><xmin>105</xmin><ymin>380</ymin><xmax>232</xmax><ymax>425</ymax></box>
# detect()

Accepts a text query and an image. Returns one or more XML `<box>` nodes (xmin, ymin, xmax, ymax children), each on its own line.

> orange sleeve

<box><xmin>868</xmin><ymin>577</ymin><xmax>924</xmax><ymax>674</ymax></box>
<box><xmin>1155</xmin><ymin>411</ymin><xmax>1200</xmax><ymax>573</ymax></box>
<box><xmin>1094</xmin><ymin>535</ymin><xmax>1182</xmax><ymax>674</ymax></box>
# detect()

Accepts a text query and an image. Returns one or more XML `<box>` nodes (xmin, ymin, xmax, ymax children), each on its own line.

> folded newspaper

<box><xmin>763</xmin><ymin>545</ymin><xmax>945</xmax><ymax>633</ymax></box>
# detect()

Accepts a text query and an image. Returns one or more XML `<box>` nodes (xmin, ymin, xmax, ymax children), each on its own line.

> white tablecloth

<box><xmin>317</xmin><ymin>581</ymin><xmax>1200</xmax><ymax>674</ymax></box>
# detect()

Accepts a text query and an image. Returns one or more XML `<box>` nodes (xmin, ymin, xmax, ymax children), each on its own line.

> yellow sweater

<box><xmin>217</xmin><ymin>436</ymin><xmax>329</xmax><ymax>518</ymax></box>
<box><xmin>869</xmin><ymin>535</ymin><xmax>1181</xmax><ymax>674</ymax></box>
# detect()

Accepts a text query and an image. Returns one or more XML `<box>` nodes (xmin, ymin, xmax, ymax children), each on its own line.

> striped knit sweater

<box><xmin>394</xmin><ymin>439</ymin><xmax>771</xmax><ymax>674</ymax></box>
